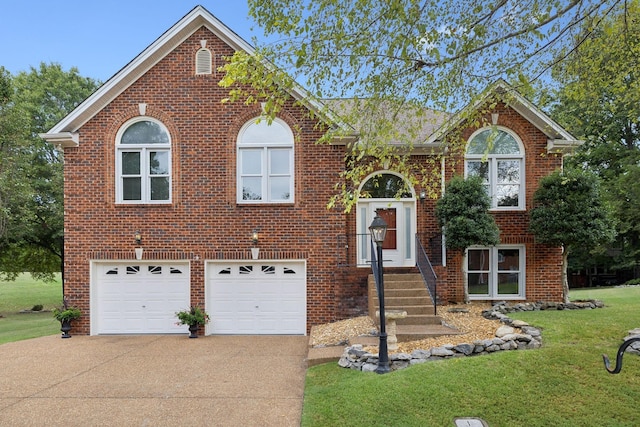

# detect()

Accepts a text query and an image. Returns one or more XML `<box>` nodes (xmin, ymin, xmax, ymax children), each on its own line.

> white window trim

<box><xmin>115</xmin><ymin>117</ymin><xmax>172</xmax><ymax>204</ymax></box>
<box><xmin>466</xmin><ymin>245</ymin><xmax>526</xmax><ymax>300</ymax></box>
<box><xmin>236</xmin><ymin>117</ymin><xmax>295</xmax><ymax>204</ymax></box>
<box><xmin>465</xmin><ymin>126</ymin><xmax>525</xmax><ymax>211</ymax></box>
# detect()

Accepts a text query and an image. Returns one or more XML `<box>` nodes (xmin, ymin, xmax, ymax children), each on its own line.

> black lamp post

<box><xmin>369</xmin><ymin>212</ymin><xmax>390</xmax><ymax>374</ymax></box>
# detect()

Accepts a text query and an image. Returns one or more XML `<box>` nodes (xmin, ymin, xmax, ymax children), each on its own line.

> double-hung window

<box><xmin>237</xmin><ymin>118</ymin><xmax>294</xmax><ymax>203</ymax></box>
<box><xmin>116</xmin><ymin>118</ymin><xmax>171</xmax><ymax>203</ymax></box>
<box><xmin>467</xmin><ymin>246</ymin><xmax>525</xmax><ymax>299</ymax></box>
<box><xmin>465</xmin><ymin>128</ymin><xmax>524</xmax><ymax>209</ymax></box>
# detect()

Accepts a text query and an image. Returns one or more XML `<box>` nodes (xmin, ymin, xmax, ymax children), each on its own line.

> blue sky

<box><xmin>0</xmin><ymin>1</ymin><xmax>261</xmax><ymax>82</ymax></box>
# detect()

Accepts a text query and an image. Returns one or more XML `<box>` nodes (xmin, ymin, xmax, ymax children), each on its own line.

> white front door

<box><xmin>357</xmin><ymin>201</ymin><xmax>416</xmax><ymax>267</ymax></box>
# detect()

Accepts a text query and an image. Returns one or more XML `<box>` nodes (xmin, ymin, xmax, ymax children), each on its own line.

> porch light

<box><xmin>251</xmin><ymin>229</ymin><xmax>259</xmax><ymax>245</ymax></box>
<box><xmin>134</xmin><ymin>231</ymin><xmax>142</xmax><ymax>245</ymax></box>
<box><xmin>368</xmin><ymin>213</ymin><xmax>387</xmax><ymax>245</ymax></box>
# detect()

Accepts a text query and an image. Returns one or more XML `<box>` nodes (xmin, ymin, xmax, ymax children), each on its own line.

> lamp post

<box><xmin>369</xmin><ymin>212</ymin><xmax>390</xmax><ymax>374</ymax></box>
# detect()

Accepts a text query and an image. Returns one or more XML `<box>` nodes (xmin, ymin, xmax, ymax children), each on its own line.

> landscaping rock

<box><xmin>496</xmin><ymin>325</ymin><xmax>515</xmax><ymax>337</ymax></box>
<box><xmin>338</xmin><ymin>310</ymin><xmax>544</xmax><ymax>372</ymax></box>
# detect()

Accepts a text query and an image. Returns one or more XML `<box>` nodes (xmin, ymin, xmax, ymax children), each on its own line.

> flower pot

<box><xmin>60</xmin><ymin>319</ymin><xmax>72</xmax><ymax>338</ymax></box>
<box><xmin>188</xmin><ymin>324</ymin><xmax>199</xmax><ymax>338</ymax></box>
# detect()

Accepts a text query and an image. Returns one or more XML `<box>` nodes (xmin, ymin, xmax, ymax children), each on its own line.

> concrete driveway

<box><xmin>0</xmin><ymin>334</ymin><xmax>308</xmax><ymax>426</ymax></box>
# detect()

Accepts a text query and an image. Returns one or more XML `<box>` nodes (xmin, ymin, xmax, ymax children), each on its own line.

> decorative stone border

<box><xmin>621</xmin><ymin>329</ymin><xmax>640</xmax><ymax>356</ymax></box>
<box><xmin>338</xmin><ymin>300</ymin><xmax>605</xmax><ymax>372</ymax></box>
<box><xmin>483</xmin><ymin>299</ymin><xmax>604</xmax><ymax>316</ymax></box>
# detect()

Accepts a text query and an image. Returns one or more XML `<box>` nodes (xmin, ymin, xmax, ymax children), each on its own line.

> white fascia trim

<box><xmin>547</xmin><ymin>138</ymin><xmax>584</xmax><ymax>155</ymax></box>
<box><xmin>425</xmin><ymin>80</ymin><xmax>580</xmax><ymax>145</ymax></box>
<box><xmin>39</xmin><ymin>132</ymin><xmax>79</xmax><ymax>148</ymax></box>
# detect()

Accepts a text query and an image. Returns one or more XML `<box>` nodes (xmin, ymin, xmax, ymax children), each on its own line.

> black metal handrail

<box><xmin>415</xmin><ymin>234</ymin><xmax>438</xmax><ymax>315</ymax></box>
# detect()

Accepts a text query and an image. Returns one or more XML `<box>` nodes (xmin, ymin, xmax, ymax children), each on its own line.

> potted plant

<box><xmin>53</xmin><ymin>302</ymin><xmax>81</xmax><ymax>338</ymax></box>
<box><xmin>175</xmin><ymin>306</ymin><xmax>209</xmax><ymax>338</ymax></box>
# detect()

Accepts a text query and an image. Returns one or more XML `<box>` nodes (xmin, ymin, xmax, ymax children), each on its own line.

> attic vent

<box><xmin>195</xmin><ymin>48</ymin><xmax>212</xmax><ymax>75</ymax></box>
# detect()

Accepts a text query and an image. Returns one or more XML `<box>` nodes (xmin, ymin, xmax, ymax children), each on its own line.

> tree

<box><xmin>529</xmin><ymin>169</ymin><xmax>616</xmax><ymax>302</ymax></box>
<box><xmin>0</xmin><ymin>63</ymin><xmax>100</xmax><ymax>281</ymax></box>
<box><xmin>435</xmin><ymin>175</ymin><xmax>500</xmax><ymax>252</ymax></box>
<box><xmin>221</xmin><ymin>0</ymin><xmax>627</xmax><ymax>210</ymax></box>
<box><xmin>549</xmin><ymin>0</ymin><xmax>640</xmax><ymax>275</ymax></box>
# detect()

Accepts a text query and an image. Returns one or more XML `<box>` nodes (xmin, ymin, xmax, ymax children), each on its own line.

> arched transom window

<box><xmin>465</xmin><ymin>127</ymin><xmax>524</xmax><ymax>209</ymax></box>
<box><xmin>237</xmin><ymin>118</ymin><xmax>294</xmax><ymax>203</ymax></box>
<box><xmin>116</xmin><ymin>118</ymin><xmax>171</xmax><ymax>203</ymax></box>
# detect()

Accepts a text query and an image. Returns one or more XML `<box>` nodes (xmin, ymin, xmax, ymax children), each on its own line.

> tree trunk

<box><xmin>562</xmin><ymin>247</ymin><xmax>570</xmax><ymax>304</ymax></box>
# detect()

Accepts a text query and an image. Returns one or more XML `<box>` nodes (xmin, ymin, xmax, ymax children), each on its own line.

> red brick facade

<box><xmin>50</xmin><ymin>8</ymin><xmax>569</xmax><ymax>336</ymax></box>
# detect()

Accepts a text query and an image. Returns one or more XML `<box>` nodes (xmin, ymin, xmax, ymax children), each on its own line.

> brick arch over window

<box><xmin>236</xmin><ymin>117</ymin><xmax>295</xmax><ymax>204</ymax></box>
<box><xmin>104</xmin><ymin>106</ymin><xmax>181</xmax><ymax>206</ymax></box>
<box><xmin>465</xmin><ymin>126</ymin><xmax>525</xmax><ymax>210</ymax></box>
<box><xmin>226</xmin><ymin>110</ymin><xmax>301</xmax><ymax>205</ymax></box>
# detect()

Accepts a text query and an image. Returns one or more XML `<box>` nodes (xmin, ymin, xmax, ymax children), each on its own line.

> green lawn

<box><xmin>302</xmin><ymin>286</ymin><xmax>640</xmax><ymax>427</ymax></box>
<box><xmin>0</xmin><ymin>274</ymin><xmax>62</xmax><ymax>344</ymax></box>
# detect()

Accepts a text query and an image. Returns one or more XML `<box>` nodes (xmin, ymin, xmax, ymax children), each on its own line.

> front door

<box><xmin>357</xmin><ymin>200</ymin><xmax>416</xmax><ymax>267</ymax></box>
<box><xmin>356</xmin><ymin>172</ymin><xmax>417</xmax><ymax>268</ymax></box>
<box><xmin>371</xmin><ymin>202</ymin><xmax>402</xmax><ymax>265</ymax></box>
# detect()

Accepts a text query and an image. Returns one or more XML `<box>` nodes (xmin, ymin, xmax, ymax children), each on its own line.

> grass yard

<box><xmin>0</xmin><ymin>274</ymin><xmax>62</xmax><ymax>344</ymax></box>
<box><xmin>301</xmin><ymin>286</ymin><xmax>640</xmax><ymax>427</ymax></box>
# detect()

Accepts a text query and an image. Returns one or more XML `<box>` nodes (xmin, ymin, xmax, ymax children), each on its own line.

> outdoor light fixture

<box><xmin>369</xmin><ymin>214</ymin><xmax>387</xmax><ymax>245</ymax></box>
<box><xmin>134</xmin><ymin>231</ymin><xmax>143</xmax><ymax>260</ymax></box>
<box><xmin>251</xmin><ymin>228</ymin><xmax>260</xmax><ymax>260</ymax></box>
<box><xmin>369</xmin><ymin>212</ymin><xmax>390</xmax><ymax>374</ymax></box>
<box><xmin>419</xmin><ymin>190</ymin><xmax>427</xmax><ymax>202</ymax></box>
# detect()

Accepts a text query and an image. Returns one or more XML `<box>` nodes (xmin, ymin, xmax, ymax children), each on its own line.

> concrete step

<box><xmin>371</xmin><ymin>303</ymin><xmax>437</xmax><ymax>316</ymax></box>
<box><xmin>371</xmin><ymin>296</ymin><xmax>432</xmax><ymax>306</ymax></box>
<box><xmin>380</xmin><ymin>288</ymin><xmax>429</xmax><ymax>298</ymax></box>
<box><xmin>396</xmin><ymin>314</ymin><xmax>442</xmax><ymax>325</ymax></box>
<box><xmin>396</xmin><ymin>324</ymin><xmax>462</xmax><ymax>342</ymax></box>
<box><xmin>391</xmin><ymin>305</ymin><xmax>438</xmax><ymax>316</ymax></box>
<box><xmin>369</xmin><ymin>277</ymin><xmax>426</xmax><ymax>288</ymax></box>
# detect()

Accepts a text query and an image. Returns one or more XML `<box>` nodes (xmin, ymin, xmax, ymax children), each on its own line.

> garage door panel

<box><xmin>207</xmin><ymin>261</ymin><xmax>306</xmax><ymax>335</ymax></box>
<box><xmin>94</xmin><ymin>262</ymin><xmax>190</xmax><ymax>334</ymax></box>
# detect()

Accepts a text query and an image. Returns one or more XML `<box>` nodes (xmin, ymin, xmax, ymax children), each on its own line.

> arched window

<box><xmin>465</xmin><ymin>127</ymin><xmax>524</xmax><ymax>209</ymax></box>
<box><xmin>237</xmin><ymin>118</ymin><xmax>294</xmax><ymax>203</ymax></box>
<box><xmin>361</xmin><ymin>173</ymin><xmax>413</xmax><ymax>199</ymax></box>
<box><xmin>116</xmin><ymin>118</ymin><xmax>171</xmax><ymax>203</ymax></box>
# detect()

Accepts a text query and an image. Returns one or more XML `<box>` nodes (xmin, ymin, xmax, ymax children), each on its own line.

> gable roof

<box><xmin>425</xmin><ymin>79</ymin><xmax>583</xmax><ymax>155</ymax></box>
<box><xmin>41</xmin><ymin>5</ymin><xmax>353</xmax><ymax>148</ymax></box>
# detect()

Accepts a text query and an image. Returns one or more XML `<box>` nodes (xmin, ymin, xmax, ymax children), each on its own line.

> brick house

<box><xmin>42</xmin><ymin>6</ymin><xmax>580</xmax><ymax>336</ymax></box>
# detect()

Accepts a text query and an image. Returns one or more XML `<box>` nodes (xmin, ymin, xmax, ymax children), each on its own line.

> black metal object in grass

<box><xmin>603</xmin><ymin>337</ymin><xmax>640</xmax><ymax>374</ymax></box>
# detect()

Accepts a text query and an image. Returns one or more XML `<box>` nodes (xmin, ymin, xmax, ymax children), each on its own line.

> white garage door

<box><xmin>93</xmin><ymin>262</ymin><xmax>190</xmax><ymax>334</ymax></box>
<box><xmin>207</xmin><ymin>261</ymin><xmax>306</xmax><ymax>335</ymax></box>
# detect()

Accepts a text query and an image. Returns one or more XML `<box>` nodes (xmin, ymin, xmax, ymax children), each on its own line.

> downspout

<box><xmin>441</xmin><ymin>156</ymin><xmax>446</xmax><ymax>267</ymax></box>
